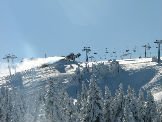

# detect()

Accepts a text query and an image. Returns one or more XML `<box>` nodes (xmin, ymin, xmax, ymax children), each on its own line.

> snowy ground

<box><xmin>0</xmin><ymin>57</ymin><xmax>161</xmax><ymax>102</ymax></box>
<box><xmin>154</xmin><ymin>91</ymin><xmax>162</xmax><ymax>102</ymax></box>
<box><xmin>0</xmin><ymin>56</ymin><xmax>64</xmax><ymax>77</ymax></box>
<box><xmin>118</xmin><ymin>58</ymin><xmax>162</xmax><ymax>101</ymax></box>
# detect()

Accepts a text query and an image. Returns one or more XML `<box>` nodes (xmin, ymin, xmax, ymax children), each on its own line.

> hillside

<box><xmin>0</xmin><ymin>56</ymin><xmax>162</xmax><ymax>122</ymax></box>
<box><xmin>0</xmin><ymin>57</ymin><xmax>161</xmax><ymax>102</ymax></box>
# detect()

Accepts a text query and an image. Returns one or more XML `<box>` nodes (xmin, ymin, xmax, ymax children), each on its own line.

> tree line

<box><xmin>0</xmin><ymin>75</ymin><xmax>161</xmax><ymax>122</ymax></box>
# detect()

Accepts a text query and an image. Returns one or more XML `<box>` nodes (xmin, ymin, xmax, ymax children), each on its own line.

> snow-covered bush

<box><xmin>73</xmin><ymin>67</ymin><xmax>83</xmax><ymax>83</ymax></box>
<box><xmin>92</xmin><ymin>62</ymin><xmax>110</xmax><ymax>76</ymax></box>
<box><xmin>109</xmin><ymin>60</ymin><xmax>120</xmax><ymax>75</ymax></box>
<box><xmin>152</xmin><ymin>56</ymin><xmax>158</xmax><ymax>62</ymax></box>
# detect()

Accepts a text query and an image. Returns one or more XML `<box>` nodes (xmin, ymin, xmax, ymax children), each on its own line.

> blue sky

<box><xmin>0</xmin><ymin>0</ymin><xmax>161</xmax><ymax>62</ymax></box>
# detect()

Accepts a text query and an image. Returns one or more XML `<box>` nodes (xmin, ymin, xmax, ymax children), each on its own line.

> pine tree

<box><xmin>110</xmin><ymin>89</ymin><xmax>118</xmax><ymax>122</ymax></box>
<box><xmin>124</xmin><ymin>94</ymin><xmax>135</xmax><ymax>122</ymax></box>
<box><xmin>137</xmin><ymin>89</ymin><xmax>146</xmax><ymax>122</ymax></box>
<box><xmin>104</xmin><ymin>86</ymin><xmax>112</xmax><ymax>122</ymax></box>
<box><xmin>59</xmin><ymin>90</ymin><xmax>77</xmax><ymax>122</ymax></box>
<box><xmin>160</xmin><ymin>100</ymin><xmax>162</xmax><ymax>122</ymax></box>
<box><xmin>4</xmin><ymin>87</ymin><xmax>13</xmax><ymax>122</ymax></box>
<box><xmin>34</xmin><ymin>85</ymin><xmax>47</xmax><ymax>122</ymax></box>
<box><xmin>111</xmin><ymin>83</ymin><xmax>125</xmax><ymax>122</ymax></box>
<box><xmin>10</xmin><ymin>88</ymin><xmax>26</xmax><ymax>122</ymax></box>
<box><xmin>76</xmin><ymin>91</ymin><xmax>81</xmax><ymax>114</ymax></box>
<box><xmin>128</xmin><ymin>86</ymin><xmax>138</xmax><ymax>121</ymax></box>
<box><xmin>45</xmin><ymin>80</ymin><xmax>63</xmax><ymax>122</ymax></box>
<box><xmin>0</xmin><ymin>88</ymin><xmax>5</xmax><ymax>122</ymax></box>
<box><xmin>23</xmin><ymin>87</ymin><xmax>47</xmax><ymax>122</ymax></box>
<box><xmin>74</xmin><ymin>67</ymin><xmax>83</xmax><ymax>83</ymax></box>
<box><xmin>146</xmin><ymin>91</ymin><xmax>159</xmax><ymax>122</ymax></box>
<box><xmin>123</xmin><ymin>102</ymin><xmax>135</xmax><ymax>122</ymax></box>
<box><xmin>35</xmin><ymin>94</ymin><xmax>47</xmax><ymax>122</ymax></box>
<box><xmin>65</xmin><ymin>97</ymin><xmax>77</xmax><ymax>122</ymax></box>
<box><xmin>81</xmin><ymin>81</ymin><xmax>88</xmax><ymax>103</ymax></box>
<box><xmin>79</xmin><ymin>81</ymin><xmax>88</xmax><ymax>122</ymax></box>
<box><xmin>82</xmin><ymin>75</ymin><xmax>104</xmax><ymax>122</ymax></box>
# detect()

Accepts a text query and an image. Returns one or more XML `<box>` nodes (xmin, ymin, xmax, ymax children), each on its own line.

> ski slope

<box><xmin>0</xmin><ymin>57</ymin><xmax>161</xmax><ymax>102</ymax></box>
<box><xmin>119</xmin><ymin>58</ymin><xmax>162</xmax><ymax>101</ymax></box>
<box><xmin>0</xmin><ymin>56</ymin><xmax>64</xmax><ymax>77</ymax></box>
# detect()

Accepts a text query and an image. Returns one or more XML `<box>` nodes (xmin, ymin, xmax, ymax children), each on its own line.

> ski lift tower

<box><xmin>45</xmin><ymin>53</ymin><xmax>47</xmax><ymax>58</ymax></box>
<box><xmin>154</xmin><ymin>40</ymin><xmax>162</xmax><ymax>63</ymax></box>
<box><xmin>3</xmin><ymin>54</ymin><xmax>12</xmax><ymax>76</ymax></box>
<box><xmin>105</xmin><ymin>48</ymin><xmax>109</xmax><ymax>59</ymax></box>
<box><xmin>142</xmin><ymin>44</ymin><xmax>151</xmax><ymax>58</ymax></box>
<box><xmin>82</xmin><ymin>47</ymin><xmax>91</xmax><ymax>62</ymax></box>
<box><xmin>142</xmin><ymin>45</ymin><xmax>147</xmax><ymax>58</ymax></box>
<box><xmin>89</xmin><ymin>56</ymin><xmax>94</xmax><ymax>62</ymax></box>
<box><xmin>11</xmin><ymin>55</ymin><xmax>17</xmax><ymax>74</ymax></box>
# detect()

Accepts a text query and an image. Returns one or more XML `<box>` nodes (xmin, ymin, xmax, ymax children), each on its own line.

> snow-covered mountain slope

<box><xmin>119</xmin><ymin>58</ymin><xmax>162</xmax><ymax>101</ymax></box>
<box><xmin>0</xmin><ymin>57</ymin><xmax>161</xmax><ymax>102</ymax></box>
<box><xmin>0</xmin><ymin>56</ymin><xmax>64</xmax><ymax>77</ymax></box>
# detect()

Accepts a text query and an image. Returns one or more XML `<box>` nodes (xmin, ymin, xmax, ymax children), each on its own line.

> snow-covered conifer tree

<box><xmin>34</xmin><ymin>85</ymin><xmax>47</xmax><ymax>122</ymax></box>
<box><xmin>0</xmin><ymin>88</ymin><xmax>5</xmax><ymax>122</ymax></box>
<box><xmin>81</xmin><ymin>81</ymin><xmax>88</xmax><ymax>103</ymax></box>
<box><xmin>24</xmin><ymin>87</ymin><xmax>46</xmax><ymax>122</ymax></box>
<box><xmin>159</xmin><ymin>100</ymin><xmax>162</xmax><ymax>122</ymax></box>
<box><xmin>76</xmin><ymin>91</ymin><xmax>81</xmax><ymax>113</ymax></box>
<box><xmin>10</xmin><ymin>88</ymin><xmax>26</xmax><ymax>122</ymax></box>
<box><xmin>104</xmin><ymin>86</ymin><xmax>112</xmax><ymax>122</ymax></box>
<box><xmin>111</xmin><ymin>83</ymin><xmax>125</xmax><ymax>122</ymax></box>
<box><xmin>137</xmin><ymin>89</ymin><xmax>146</xmax><ymax>122</ymax></box>
<box><xmin>127</xmin><ymin>86</ymin><xmax>138</xmax><ymax>121</ymax></box>
<box><xmin>110</xmin><ymin>89</ymin><xmax>118</xmax><ymax>121</ymax></box>
<box><xmin>79</xmin><ymin>81</ymin><xmax>88</xmax><ymax>121</ymax></box>
<box><xmin>74</xmin><ymin>67</ymin><xmax>83</xmax><ymax>83</ymax></box>
<box><xmin>81</xmin><ymin>75</ymin><xmax>104</xmax><ymax>122</ymax></box>
<box><xmin>4</xmin><ymin>87</ymin><xmax>13</xmax><ymax>122</ymax></box>
<box><xmin>65</xmin><ymin>97</ymin><xmax>77</xmax><ymax>122</ymax></box>
<box><xmin>123</xmin><ymin>97</ymin><xmax>135</xmax><ymax>122</ymax></box>
<box><xmin>146</xmin><ymin>91</ymin><xmax>159</xmax><ymax>122</ymax></box>
<box><xmin>59</xmin><ymin>90</ymin><xmax>77</xmax><ymax>122</ymax></box>
<box><xmin>45</xmin><ymin>79</ymin><xmax>63</xmax><ymax>122</ymax></box>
